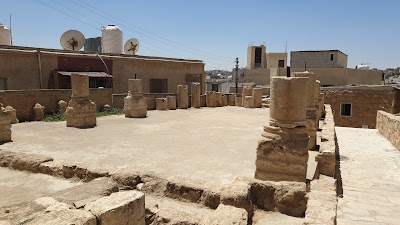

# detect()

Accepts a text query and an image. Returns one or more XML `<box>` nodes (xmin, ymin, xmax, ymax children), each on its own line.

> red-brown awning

<box><xmin>57</xmin><ymin>71</ymin><xmax>113</xmax><ymax>78</ymax></box>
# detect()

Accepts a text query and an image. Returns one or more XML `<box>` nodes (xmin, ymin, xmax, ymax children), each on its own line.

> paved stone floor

<box><xmin>0</xmin><ymin>167</ymin><xmax>80</xmax><ymax>208</ymax></box>
<box><xmin>336</xmin><ymin>127</ymin><xmax>400</xmax><ymax>225</ymax></box>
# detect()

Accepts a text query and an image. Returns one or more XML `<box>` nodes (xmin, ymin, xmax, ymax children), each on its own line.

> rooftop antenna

<box><xmin>9</xmin><ymin>14</ymin><xmax>12</xmax><ymax>46</ymax></box>
<box><xmin>60</xmin><ymin>30</ymin><xmax>85</xmax><ymax>51</ymax></box>
<box><xmin>285</xmin><ymin>41</ymin><xmax>287</xmax><ymax>53</ymax></box>
<box><xmin>124</xmin><ymin>38</ymin><xmax>140</xmax><ymax>55</ymax></box>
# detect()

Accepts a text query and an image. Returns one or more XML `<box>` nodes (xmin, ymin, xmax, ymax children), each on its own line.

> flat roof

<box><xmin>291</xmin><ymin>50</ymin><xmax>348</xmax><ymax>56</ymax></box>
<box><xmin>0</xmin><ymin>45</ymin><xmax>204</xmax><ymax>63</ymax></box>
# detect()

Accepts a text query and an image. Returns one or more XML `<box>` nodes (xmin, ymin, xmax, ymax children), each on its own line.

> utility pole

<box><xmin>235</xmin><ymin>57</ymin><xmax>239</xmax><ymax>94</ymax></box>
<box><xmin>10</xmin><ymin>14</ymin><xmax>13</xmax><ymax>46</ymax></box>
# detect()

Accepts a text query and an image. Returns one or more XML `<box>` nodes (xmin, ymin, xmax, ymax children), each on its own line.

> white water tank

<box><xmin>356</xmin><ymin>64</ymin><xmax>369</xmax><ymax>70</ymax></box>
<box><xmin>0</xmin><ymin>23</ymin><xmax>11</xmax><ymax>46</ymax></box>
<box><xmin>101</xmin><ymin>25</ymin><xmax>123</xmax><ymax>54</ymax></box>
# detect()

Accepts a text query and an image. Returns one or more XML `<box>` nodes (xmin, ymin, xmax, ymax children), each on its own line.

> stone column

<box><xmin>215</xmin><ymin>92</ymin><xmax>223</xmax><ymax>107</ymax></box>
<box><xmin>242</xmin><ymin>86</ymin><xmax>253</xmax><ymax>106</ymax></box>
<box><xmin>235</xmin><ymin>96</ymin><xmax>242</xmax><ymax>107</ymax></box>
<box><xmin>33</xmin><ymin>103</ymin><xmax>45</xmax><ymax>121</ymax></box>
<box><xmin>228</xmin><ymin>94</ymin><xmax>236</xmax><ymax>106</ymax></box>
<box><xmin>0</xmin><ymin>107</ymin><xmax>12</xmax><ymax>143</ymax></box>
<box><xmin>293</xmin><ymin>71</ymin><xmax>318</xmax><ymax>150</ymax></box>
<box><xmin>66</xmin><ymin>74</ymin><xmax>97</xmax><ymax>128</ymax></box>
<box><xmin>58</xmin><ymin>100</ymin><xmax>68</xmax><ymax>114</ymax></box>
<box><xmin>4</xmin><ymin>106</ymin><xmax>18</xmax><ymax>124</ymax></box>
<box><xmin>124</xmin><ymin>79</ymin><xmax>147</xmax><ymax>118</ymax></box>
<box><xmin>206</xmin><ymin>91</ymin><xmax>216</xmax><ymax>107</ymax></box>
<box><xmin>156</xmin><ymin>98</ymin><xmax>168</xmax><ymax>110</ymax></box>
<box><xmin>222</xmin><ymin>95</ymin><xmax>228</xmax><ymax>106</ymax></box>
<box><xmin>252</xmin><ymin>88</ymin><xmax>263</xmax><ymax>108</ymax></box>
<box><xmin>177</xmin><ymin>85</ymin><xmax>189</xmax><ymax>109</ymax></box>
<box><xmin>255</xmin><ymin>77</ymin><xmax>309</xmax><ymax>182</ymax></box>
<box><xmin>191</xmin><ymin>83</ymin><xmax>201</xmax><ymax>108</ymax></box>
<box><xmin>167</xmin><ymin>96</ymin><xmax>176</xmax><ymax>110</ymax></box>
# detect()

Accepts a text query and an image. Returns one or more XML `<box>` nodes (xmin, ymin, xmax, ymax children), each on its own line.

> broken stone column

<box><xmin>58</xmin><ymin>100</ymin><xmax>68</xmax><ymax>114</ymax></box>
<box><xmin>124</xmin><ymin>79</ymin><xmax>147</xmax><ymax>118</ymax></box>
<box><xmin>206</xmin><ymin>91</ymin><xmax>216</xmax><ymax>107</ymax></box>
<box><xmin>235</xmin><ymin>96</ymin><xmax>242</xmax><ymax>107</ymax></box>
<box><xmin>33</xmin><ymin>103</ymin><xmax>45</xmax><ymax>121</ymax></box>
<box><xmin>255</xmin><ymin>77</ymin><xmax>309</xmax><ymax>182</ymax></box>
<box><xmin>215</xmin><ymin>92</ymin><xmax>223</xmax><ymax>107</ymax></box>
<box><xmin>244</xmin><ymin>96</ymin><xmax>255</xmax><ymax>108</ymax></box>
<box><xmin>156</xmin><ymin>98</ymin><xmax>168</xmax><ymax>110</ymax></box>
<box><xmin>318</xmin><ymin>93</ymin><xmax>325</xmax><ymax>119</ymax></box>
<box><xmin>0</xmin><ymin>107</ymin><xmax>12</xmax><ymax>143</ymax></box>
<box><xmin>222</xmin><ymin>95</ymin><xmax>228</xmax><ymax>106</ymax></box>
<box><xmin>228</xmin><ymin>94</ymin><xmax>236</xmax><ymax>106</ymax></box>
<box><xmin>191</xmin><ymin>83</ymin><xmax>201</xmax><ymax>108</ymax></box>
<box><xmin>253</xmin><ymin>88</ymin><xmax>263</xmax><ymax>108</ymax></box>
<box><xmin>177</xmin><ymin>85</ymin><xmax>189</xmax><ymax>109</ymax></box>
<box><xmin>167</xmin><ymin>96</ymin><xmax>176</xmax><ymax>110</ymax></box>
<box><xmin>293</xmin><ymin>71</ymin><xmax>318</xmax><ymax>150</ymax></box>
<box><xmin>4</xmin><ymin>106</ymin><xmax>18</xmax><ymax>124</ymax></box>
<box><xmin>242</xmin><ymin>86</ymin><xmax>253</xmax><ymax>106</ymax></box>
<box><xmin>65</xmin><ymin>74</ymin><xmax>97</xmax><ymax>128</ymax></box>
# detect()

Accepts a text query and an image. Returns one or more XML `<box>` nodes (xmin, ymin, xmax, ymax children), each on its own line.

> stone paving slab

<box><xmin>335</xmin><ymin>127</ymin><xmax>400</xmax><ymax>225</ymax></box>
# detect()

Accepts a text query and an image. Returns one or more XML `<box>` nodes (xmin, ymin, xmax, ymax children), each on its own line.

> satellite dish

<box><xmin>60</xmin><ymin>30</ymin><xmax>85</xmax><ymax>51</ymax></box>
<box><xmin>124</xmin><ymin>38</ymin><xmax>140</xmax><ymax>55</ymax></box>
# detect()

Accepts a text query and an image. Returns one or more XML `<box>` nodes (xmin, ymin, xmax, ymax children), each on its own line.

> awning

<box><xmin>57</xmin><ymin>71</ymin><xmax>113</xmax><ymax>78</ymax></box>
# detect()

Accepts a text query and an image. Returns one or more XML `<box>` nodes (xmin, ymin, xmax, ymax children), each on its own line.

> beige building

<box><xmin>291</xmin><ymin>50</ymin><xmax>348</xmax><ymax>69</ymax></box>
<box><xmin>0</xmin><ymin>45</ymin><xmax>205</xmax><ymax>94</ymax></box>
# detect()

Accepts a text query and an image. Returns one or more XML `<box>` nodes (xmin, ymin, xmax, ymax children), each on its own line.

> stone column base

<box><xmin>124</xmin><ymin>95</ymin><xmax>147</xmax><ymax>118</ymax></box>
<box><xmin>66</xmin><ymin>98</ymin><xmax>97</xmax><ymax>128</ymax></box>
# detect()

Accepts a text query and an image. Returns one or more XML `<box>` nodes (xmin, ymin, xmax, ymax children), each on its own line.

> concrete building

<box><xmin>0</xmin><ymin>45</ymin><xmax>205</xmax><ymax>94</ymax></box>
<box><xmin>290</xmin><ymin>50</ymin><xmax>348</xmax><ymax>69</ymax></box>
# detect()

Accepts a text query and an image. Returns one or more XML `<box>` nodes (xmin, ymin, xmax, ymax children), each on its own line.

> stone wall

<box><xmin>322</xmin><ymin>86</ymin><xmax>397</xmax><ymax>128</ymax></box>
<box><xmin>377</xmin><ymin>110</ymin><xmax>400</xmax><ymax>150</ymax></box>
<box><xmin>0</xmin><ymin>89</ymin><xmax>112</xmax><ymax>121</ymax></box>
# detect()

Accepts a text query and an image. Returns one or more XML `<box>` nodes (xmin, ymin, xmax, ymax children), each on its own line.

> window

<box><xmin>340</xmin><ymin>103</ymin><xmax>352</xmax><ymax>117</ymax></box>
<box><xmin>0</xmin><ymin>78</ymin><xmax>7</xmax><ymax>90</ymax></box>
<box><xmin>278</xmin><ymin>60</ymin><xmax>285</xmax><ymax>68</ymax></box>
<box><xmin>150</xmin><ymin>79</ymin><xmax>168</xmax><ymax>93</ymax></box>
<box><xmin>330</xmin><ymin>53</ymin><xmax>334</xmax><ymax>61</ymax></box>
<box><xmin>254</xmin><ymin>47</ymin><xmax>262</xmax><ymax>68</ymax></box>
<box><xmin>212</xmin><ymin>83</ymin><xmax>219</xmax><ymax>92</ymax></box>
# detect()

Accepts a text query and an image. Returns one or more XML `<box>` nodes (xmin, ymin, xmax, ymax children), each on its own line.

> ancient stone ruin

<box><xmin>255</xmin><ymin>77</ymin><xmax>309</xmax><ymax>182</ymax></box>
<box><xmin>206</xmin><ymin>91</ymin><xmax>216</xmax><ymax>107</ymax></box>
<box><xmin>33</xmin><ymin>103</ymin><xmax>45</xmax><ymax>121</ymax></box>
<box><xmin>177</xmin><ymin>85</ymin><xmax>189</xmax><ymax>109</ymax></box>
<box><xmin>65</xmin><ymin>74</ymin><xmax>97</xmax><ymax>128</ymax></box>
<box><xmin>58</xmin><ymin>100</ymin><xmax>67</xmax><ymax>114</ymax></box>
<box><xmin>0</xmin><ymin>106</ymin><xmax>12</xmax><ymax>143</ymax></box>
<box><xmin>124</xmin><ymin>79</ymin><xmax>147</xmax><ymax>118</ymax></box>
<box><xmin>293</xmin><ymin>71</ymin><xmax>319</xmax><ymax>150</ymax></box>
<box><xmin>191</xmin><ymin>83</ymin><xmax>201</xmax><ymax>108</ymax></box>
<box><xmin>4</xmin><ymin>106</ymin><xmax>18</xmax><ymax>124</ymax></box>
<box><xmin>156</xmin><ymin>98</ymin><xmax>168</xmax><ymax>110</ymax></box>
<box><xmin>167</xmin><ymin>96</ymin><xmax>176</xmax><ymax>110</ymax></box>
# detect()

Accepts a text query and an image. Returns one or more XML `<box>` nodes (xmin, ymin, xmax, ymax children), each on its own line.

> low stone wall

<box><xmin>0</xmin><ymin>89</ymin><xmax>112</xmax><ymax>121</ymax></box>
<box><xmin>377</xmin><ymin>110</ymin><xmax>400</xmax><ymax>150</ymax></box>
<box><xmin>316</xmin><ymin>105</ymin><xmax>337</xmax><ymax>177</ymax></box>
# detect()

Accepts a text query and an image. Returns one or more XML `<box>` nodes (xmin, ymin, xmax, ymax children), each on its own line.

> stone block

<box><xmin>242</xmin><ymin>86</ymin><xmax>253</xmax><ymax>106</ymax></box>
<box><xmin>199</xmin><ymin>204</ymin><xmax>248</xmax><ymax>225</ymax></box>
<box><xmin>244</xmin><ymin>96</ymin><xmax>254</xmax><ymax>108</ymax></box>
<box><xmin>177</xmin><ymin>85</ymin><xmax>189</xmax><ymax>109</ymax></box>
<box><xmin>220</xmin><ymin>181</ymin><xmax>253</xmax><ymax>216</ymax></box>
<box><xmin>191</xmin><ymin>83</ymin><xmax>201</xmax><ymax>108</ymax></box>
<box><xmin>33</xmin><ymin>103</ymin><xmax>45</xmax><ymax>121</ymax></box>
<box><xmin>167</xmin><ymin>96</ymin><xmax>176</xmax><ymax>110</ymax></box>
<box><xmin>228</xmin><ymin>94</ymin><xmax>236</xmax><ymax>106</ymax></box>
<box><xmin>58</xmin><ymin>100</ymin><xmax>68</xmax><ymax>113</ymax></box>
<box><xmin>4</xmin><ymin>106</ymin><xmax>18</xmax><ymax>124</ymax></box>
<box><xmin>85</xmin><ymin>191</ymin><xmax>145</xmax><ymax>225</ymax></box>
<box><xmin>128</xmin><ymin>79</ymin><xmax>143</xmax><ymax>96</ymax></box>
<box><xmin>253</xmin><ymin>88</ymin><xmax>263</xmax><ymax>108</ymax></box>
<box><xmin>28</xmin><ymin>209</ymin><xmax>96</xmax><ymax>225</ymax></box>
<box><xmin>124</xmin><ymin>79</ymin><xmax>147</xmax><ymax>118</ymax></box>
<box><xmin>222</xmin><ymin>95</ymin><xmax>228</xmax><ymax>106</ymax></box>
<box><xmin>0</xmin><ymin>110</ymin><xmax>11</xmax><ymax>144</ymax></box>
<box><xmin>200</xmin><ymin>95</ymin><xmax>206</xmax><ymax>107</ymax></box>
<box><xmin>156</xmin><ymin>98</ymin><xmax>168</xmax><ymax>110</ymax></box>
<box><xmin>71</xmin><ymin>73</ymin><xmax>89</xmax><ymax>98</ymax></box>
<box><xmin>66</xmin><ymin>98</ymin><xmax>96</xmax><ymax>128</ymax></box>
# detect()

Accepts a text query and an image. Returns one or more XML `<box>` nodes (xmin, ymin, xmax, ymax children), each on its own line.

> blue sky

<box><xmin>1</xmin><ymin>0</ymin><xmax>399</xmax><ymax>70</ymax></box>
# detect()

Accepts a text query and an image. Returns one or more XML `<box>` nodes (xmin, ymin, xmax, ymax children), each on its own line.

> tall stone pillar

<box><xmin>177</xmin><ymin>85</ymin><xmax>189</xmax><ymax>109</ymax></box>
<box><xmin>124</xmin><ymin>79</ymin><xmax>147</xmax><ymax>118</ymax></box>
<box><xmin>293</xmin><ymin>71</ymin><xmax>318</xmax><ymax>150</ymax></box>
<box><xmin>167</xmin><ymin>96</ymin><xmax>176</xmax><ymax>110</ymax></box>
<box><xmin>0</xmin><ymin>106</ymin><xmax>12</xmax><ymax>144</ymax></box>
<box><xmin>253</xmin><ymin>88</ymin><xmax>263</xmax><ymax>108</ymax></box>
<box><xmin>191</xmin><ymin>83</ymin><xmax>201</xmax><ymax>108</ymax></box>
<box><xmin>242</xmin><ymin>86</ymin><xmax>253</xmax><ymax>106</ymax></box>
<box><xmin>206</xmin><ymin>91</ymin><xmax>216</xmax><ymax>107</ymax></box>
<box><xmin>255</xmin><ymin>77</ymin><xmax>309</xmax><ymax>182</ymax></box>
<box><xmin>66</xmin><ymin>74</ymin><xmax>97</xmax><ymax>128</ymax></box>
